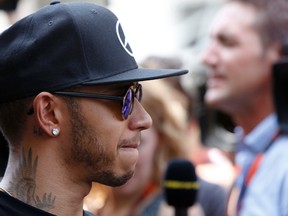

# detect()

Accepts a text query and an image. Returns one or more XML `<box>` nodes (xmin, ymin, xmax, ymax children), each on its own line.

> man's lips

<box><xmin>121</xmin><ymin>143</ymin><xmax>139</xmax><ymax>149</ymax></box>
<box><xmin>119</xmin><ymin>140</ymin><xmax>140</xmax><ymax>149</ymax></box>
<box><xmin>119</xmin><ymin>134</ymin><xmax>141</xmax><ymax>149</ymax></box>
<box><xmin>207</xmin><ymin>74</ymin><xmax>226</xmax><ymax>88</ymax></box>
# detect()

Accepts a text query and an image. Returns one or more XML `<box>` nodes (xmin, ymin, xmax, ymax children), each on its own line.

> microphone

<box><xmin>163</xmin><ymin>158</ymin><xmax>199</xmax><ymax>216</ymax></box>
<box><xmin>273</xmin><ymin>55</ymin><xmax>288</xmax><ymax>134</ymax></box>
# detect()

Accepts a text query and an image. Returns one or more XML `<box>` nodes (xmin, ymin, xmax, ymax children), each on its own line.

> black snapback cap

<box><xmin>0</xmin><ymin>1</ymin><xmax>188</xmax><ymax>103</ymax></box>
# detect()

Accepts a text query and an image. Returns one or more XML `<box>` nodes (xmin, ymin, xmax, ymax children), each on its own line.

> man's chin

<box><xmin>99</xmin><ymin>170</ymin><xmax>134</xmax><ymax>187</ymax></box>
<box><xmin>204</xmin><ymin>89</ymin><xmax>227</xmax><ymax>107</ymax></box>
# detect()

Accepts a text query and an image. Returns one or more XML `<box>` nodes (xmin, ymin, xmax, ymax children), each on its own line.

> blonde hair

<box><xmin>141</xmin><ymin>79</ymin><xmax>190</xmax><ymax>185</ymax></box>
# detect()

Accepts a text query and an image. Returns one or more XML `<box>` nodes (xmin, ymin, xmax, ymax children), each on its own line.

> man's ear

<box><xmin>32</xmin><ymin>92</ymin><xmax>61</xmax><ymax>137</ymax></box>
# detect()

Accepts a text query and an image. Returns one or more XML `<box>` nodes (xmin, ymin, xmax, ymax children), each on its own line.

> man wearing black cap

<box><xmin>0</xmin><ymin>1</ymin><xmax>188</xmax><ymax>215</ymax></box>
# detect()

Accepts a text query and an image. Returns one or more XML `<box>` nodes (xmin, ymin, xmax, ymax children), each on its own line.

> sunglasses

<box><xmin>52</xmin><ymin>83</ymin><xmax>142</xmax><ymax>120</ymax></box>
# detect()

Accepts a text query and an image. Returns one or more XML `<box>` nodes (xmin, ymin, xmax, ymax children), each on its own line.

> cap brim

<box><xmin>82</xmin><ymin>68</ymin><xmax>189</xmax><ymax>85</ymax></box>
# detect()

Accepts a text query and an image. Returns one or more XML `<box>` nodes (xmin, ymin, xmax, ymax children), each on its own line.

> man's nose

<box><xmin>128</xmin><ymin>100</ymin><xmax>153</xmax><ymax>131</ymax></box>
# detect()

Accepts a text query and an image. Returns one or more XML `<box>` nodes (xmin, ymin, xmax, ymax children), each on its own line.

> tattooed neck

<box><xmin>8</xmin><ymin>147</ymin><xmax>56</xmax><ymax>212</ymax></box>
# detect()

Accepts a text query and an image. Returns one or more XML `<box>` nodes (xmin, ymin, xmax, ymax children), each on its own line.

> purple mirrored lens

<box><xmin>135</xmin><ymin>85</ymin><xmax>142</xmax><ymax>101</ymax></box>
<box><xmin>122</xmin><ymin>88</ymin><xmax>133</xmax><ymax>119</ymax></box>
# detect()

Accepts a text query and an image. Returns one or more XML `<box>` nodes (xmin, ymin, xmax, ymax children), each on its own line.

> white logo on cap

<box><xmin>116</xmin><ymin>20</ymin><xmax>134</xmax><ymax>57</ymax></box>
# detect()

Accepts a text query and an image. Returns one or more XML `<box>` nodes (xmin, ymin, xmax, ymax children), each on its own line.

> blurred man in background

<box><xmin>201</xmin><ymin>0</ymin><xmax>288</xmax><ymax>215</ymax></box>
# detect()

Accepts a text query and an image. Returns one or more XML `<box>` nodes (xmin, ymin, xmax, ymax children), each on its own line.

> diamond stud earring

<box><xmin>52</xmin><ymin>128</ymin><xmax>60</xmax><ymax>136</ymax></box>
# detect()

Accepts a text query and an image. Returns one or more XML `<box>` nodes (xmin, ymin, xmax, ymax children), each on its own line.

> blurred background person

<box><xmin>201</xmin><ymin>0</ymin><xmax>288</xmax><ymax>215</ymax></box>
<box><xmin>142</xmin><ymin>55</ymin><xmax>236</xmax><ymax>189</ymax></box>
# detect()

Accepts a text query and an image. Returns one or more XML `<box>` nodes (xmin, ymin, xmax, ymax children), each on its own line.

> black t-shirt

<box><xmin>0</xmin><ymin>191</ymin><xmax>95</xmax><ymax>216</ymax></box>
<box><xmin>0</xmin><ymin>132</ymin><xmax>8</xmax><ymax>177</ymax></box>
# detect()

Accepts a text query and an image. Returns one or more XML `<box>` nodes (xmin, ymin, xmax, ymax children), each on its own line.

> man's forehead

<box><xmin>210</xmin><ymin>2</ymin><xmax>258</xmax><ymax>36</ymax></box>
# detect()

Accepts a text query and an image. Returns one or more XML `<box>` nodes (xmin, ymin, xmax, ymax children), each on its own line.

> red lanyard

<box><xmin>236</xmin><ymin>153</ymin><xmax>263</xmax><ymax>213</ymax></box>
<box><xmin>227</xmin><ymin>129</ymin><xmax>282</xmax><ymax>216</ymax></box>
